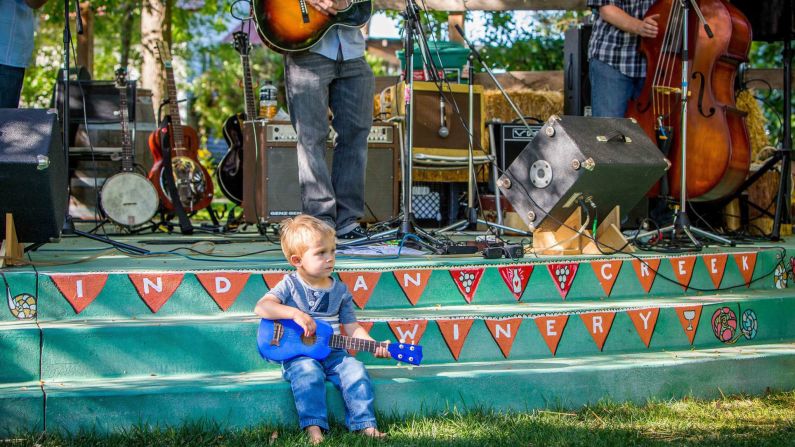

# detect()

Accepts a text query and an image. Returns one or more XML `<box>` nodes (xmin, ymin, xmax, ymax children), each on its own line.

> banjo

<box><xmin>100</xmin><ymin>68</ymin><xmax>159</xmax><ymax>228</ymax></box>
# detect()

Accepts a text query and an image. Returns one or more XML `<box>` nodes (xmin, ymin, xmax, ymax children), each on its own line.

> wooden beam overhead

<box><xmin>373</xmin><ymin>0</ymin><xmax>587</xmax><ymax>11</ymax></box>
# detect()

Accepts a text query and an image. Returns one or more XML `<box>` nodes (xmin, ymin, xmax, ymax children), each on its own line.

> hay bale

<box><xmin>484</xmin><ymin>89</ymin><xmax>563</xmax><ymax>123</ymax></box>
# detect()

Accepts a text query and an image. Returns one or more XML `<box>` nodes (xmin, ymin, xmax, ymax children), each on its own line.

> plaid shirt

<box><xmin>587</xmin><ymin>0</ymin><xmax>655</xmax><ymax>78</ymax></box>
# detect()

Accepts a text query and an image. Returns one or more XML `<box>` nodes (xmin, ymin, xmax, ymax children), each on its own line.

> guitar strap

<box><xmin>159</xmin><ymin>117</ymin><xmax>194</xmax><ymax>235</ymax></box>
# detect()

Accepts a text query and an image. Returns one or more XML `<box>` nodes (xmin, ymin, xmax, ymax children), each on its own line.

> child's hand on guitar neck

<box><xmin>291</xmin><ymin>310</ymin><xmax>317</xmax><ymax>336</ymax></box>
<box><xmin>306</xmin><ymin>0</ymin><xmax>339</xmax><ymax>15</ymax></box>
<box><xmin>374</xmin><ymin>341</ymin><xmax>390</xmax><ymax>359</ymax></box>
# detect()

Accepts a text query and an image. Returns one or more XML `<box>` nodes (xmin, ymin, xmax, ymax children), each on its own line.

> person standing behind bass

<box><xmin>284</xmin><ymin>0</ymin><xmax>375</xmax><ymax>240</ymax></box>
<box><xmin>0</xmin><ymin>0</ymin><xmax>49</xmax><ymax>108</ymax></box>
<box><xmin>587</xmin><ymin>0</ymin><xmax>659</xmax><ymax>117</ymax></box>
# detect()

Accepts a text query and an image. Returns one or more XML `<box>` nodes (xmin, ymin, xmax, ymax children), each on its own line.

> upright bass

<box><xmin>626</xmin><ymin>0</ymin><xmax>752</xmax><ymax>201</ymax></box>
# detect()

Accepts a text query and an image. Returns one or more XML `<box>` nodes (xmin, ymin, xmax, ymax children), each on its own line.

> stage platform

<box><xmin>2</xmin><ymin>229</ymin><xmax>795</xmax><ymax>433</ymax></box>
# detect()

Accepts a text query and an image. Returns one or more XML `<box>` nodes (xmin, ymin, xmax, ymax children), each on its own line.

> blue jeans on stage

<box><xmin>284</xmin><ymin>52</ymin><xmax>375</xmax><ymax>235</ymax></box>
<box><xmin>281</xmin><ymin>349</ymin><xmax>377</xmax><ymax>431</ymax></box>
<box><xmin>589</xmin><ymin>58</ymin><xmax>645</xmax><ymax>118</ymax></box>
<box><xmin>0</xmin><ymin>64</ymin><xmax>25</xmax><ymax>108</ymax></box>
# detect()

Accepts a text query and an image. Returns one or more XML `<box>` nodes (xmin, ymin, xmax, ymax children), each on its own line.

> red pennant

<box><xmin>436</xmin><ymin>319</ymin><xmax>474</xmax><ymax>361</ymax></box>
<box><xmin>341</xmin><ymin>321</ymin><xmax>374</xmax><ymax>356</ymax></box>
<box><xmin>702</xmin><ymin>254</ymin><xmax>728</xmax><ymax>289</ymax></box>
<box><xmin>262</xmin><ymin>272</ymin><xmax>288</xmax><ymax>289</ymax></box>
<box><xmin>733</xmin><ymin>253</ymin><xmax>758</xmax><ymax>287</ymax></box>
<box><xmin>669</xmin><ymin>256</ymin><xmax>697</xmax><ymax>291</ymax></box>
<box><xmin>338</xmin><ymin>271</ymin><xmax>381</xmax><ymax>309</ymax></box>
<box><xmin>546</xmin><ymin>263</ymin><xmax>578</xmax><ymax>299</ymax></box>
<box><xmin>534</xmin><ymin>315</ymin><xmax>569</xmax><ymax>356</ymax></box>
<box><xmin>388</xmin><ymin>320</ymin><xmax>428</xmax><ymax>345</ymax></box>
<box><xmin>393</xmin><ymin>270</ymin><xmax>432</xmax><ymax>306</ymax></box>
<box><xmin>632</xmin><ymin>258</ymin><xmax>661</xmax><ymax>293</ymax></box>
<box><xmin>591</xmin><ymin>260</ymin><xmax>623</xmax><ymax>296</ymax></box>
<box><xmin>580</xmin><ymin>311</ymin><xmax>616</xmax><ymax>351</ymax></box>
<box><xmin>51</xmin><ymin>274</ymin><xmax>108</xmax><ymax>314</ymax></box>
<box><xmin>484</xmin><ymin>318</ymin><xmax>523</xmax><ymax>358</ymax></box>
<box><xmin>675</xmin><ymin>305</ymin><xmax>703</xmax><ymax>344</ymax></box>
<box><xmin>626</xmin><ymin>308</ymin><xmax>660</xmax><ymax>348</ymax></box>
<box><xmin>497</xmin><ymin>265</ymin><xmax>534</xmax><ymax>300</ymax></box>
<box><xmin>195</xmin><ymin>272</ymin><xmax>250</xmax><ymax>311</ymax></box>
<box><xmin>449</xmin><ymin>268</ymin><xmax>484</xmax><ymax>303</ymax></box>
<box><xmin>128</xmin><ymin>273</ymin><xmax>184</xmax><ymax>313</ymax></box>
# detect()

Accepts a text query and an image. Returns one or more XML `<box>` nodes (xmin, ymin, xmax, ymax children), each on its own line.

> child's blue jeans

<box><xmin>282</xmin><ymin>349</ymin><xmax>377</xmax><ymax>431</ymax></box>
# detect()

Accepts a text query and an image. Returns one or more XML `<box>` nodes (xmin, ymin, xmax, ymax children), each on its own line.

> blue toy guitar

<box><xmin>257</xmin><ymin>319</ymin><xmax>423</xmax><ymax>366</ymax></box>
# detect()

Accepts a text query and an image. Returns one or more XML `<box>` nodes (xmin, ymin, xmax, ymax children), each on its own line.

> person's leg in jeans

<box><xmin>0</xmin><ymin>65</ymin><xmax>26</xmax><ymax>108</ymax></box>
<box><xmin>282</xmin><ymin>356</ymin><xmax>330</xmax><ymax>431</ymax></box>
<box><xmin>589</xmin><ymin>58</ymin><xmax>637</xmax><ymax>118</ymax></box>
<box><xmin>323</xmin><ymin>349</ymin><xmax>377</xmax><ymax>431</ymax></box>
<box><xmin>328</xmin><ymin>57</ymin><xmax>374</xmax><ymax>235</ymax></box>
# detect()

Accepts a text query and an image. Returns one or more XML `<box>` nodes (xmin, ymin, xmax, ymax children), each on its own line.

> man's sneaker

<box><xmin>337</xmin><ymin>226</ymin><xmax>368</xmax><ymax>240</ymax></box>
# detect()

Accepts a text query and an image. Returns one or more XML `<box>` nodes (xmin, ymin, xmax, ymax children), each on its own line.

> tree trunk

<box><xmin>141</xmin><ymin>0</ymin><xmax>168</xmax><ymax>119</ymax></box>
<box><xmin>119</xmin><ymin>0</ymin><xmax>137</xmax><ymax>70</ymax></box>
<box><xmin>76</xmin><ymin>2</ymin><xmax>93</xmax><ymax>76</ymax></box>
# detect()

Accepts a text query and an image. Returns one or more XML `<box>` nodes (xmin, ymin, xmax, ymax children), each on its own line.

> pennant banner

<box><xmin>388</xmin><ymin>319</ymin><xmax>428</xmax><ymax>345</ymax></box>
<box><xmin>484</xmin><ymin>318</ymin><xmax>523</xmax><ymax>358</ymax></box>
<box><xmin>670</xmin><ymin>256</ymin><xmax>697</xmax><ymax>291</ymax></box>
<box><xmin>51</xmin><ymin>274</ymin><xmax>108</xmax><ymax>314</ymax></box>
<box><xmin>675</xmin><ymin>305</ymin><xmax>703</xmax><ymax>345</ymax></box>
<box><xmin>733</xmin><ymin>253</ymin><xmax>758</xmax><ymax>287</ymax></box>
<box><xmin>437</xmin><ymin>319</ymin><xmax>474</xmax><ymax>361</ymax></box>
<box><xmin>498</xmin><ymin>265</ymin><xmax>534</xmax><ymax>300</ymax></box>
<box><xmin>626</xmin><ymin>307</ymin><xmax>660</xmax><ymax>348</ymax></box>
<box><xmin>195</xmin><ymin>272</ymin><xmax>250</xmax><ymax>311</ymax></box>
<box><xmin>547</xmin><ymin>263</ymin><xmax>578</xmax><ymax>299</ymax></box>
<box><xmin>534</xmin><ymin>315</ymin><xmax>569</xmax><ymax>356</ymax></box>
<box><xmin>701</xmin><ymin>254</ymin><xmax>728</xmax><ymax>289</ymax></box>
<box><xmin>262</xmin><ymin>272</ymin><xmax>288</xmax><ymax>289</ymax></box>
<box><xmin>591</xmin><ymin>260</ymin><xmax>623</xmax><ymax>297</ymax></box>
<box><xmin>393</xmin><ymin>270</ymin><xmax>432</xmax><ymax>306</ymax></box>
<box><xmin>128</xmin><ymin>273</ymin><xmax>184</xmax><ymax>313</ymax></box>
<box><xmin>580</xmin><ymin>311</ymin><xmax>616</xmax><ymax>351</ymax></box>
<box><xmin>338</xmin><ymin>271</ymin><xmax>382</xmax><ymax>309</ymax></box>
<box><xmin>632</xmin><ymin>258</ymin><xmax>661</xmax><ymax>293</ymax></box>
<box><xmin>449</xmin><ymin>268</ymin><xmax>484</xmax><ymax>303</ymax></box>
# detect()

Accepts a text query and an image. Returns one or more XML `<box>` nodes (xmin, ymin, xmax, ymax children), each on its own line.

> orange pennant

<box><xmin>675</xmin><ymin>305</ymin><xmax>703</xmax><ymax>344</ymax></box>
<box><xmin>534</xmin><ymin>315</ymin><xmax>568</xmax><ymax>356</ymax></box>
<box><xmin>338</xmin><ymin>271</ymin><xmax>382</xmax><ymax>309</ymax></box>
<box><xmin>498</xmin><ymin>265</ymin><xmax>534</xmax><ymax>300</ymax></box>
<box><xmin>632</xmin><ymin>258</ymin><xmax>661</xmax><ymax>293</ymax></box>
<box><xmin>580</xmin><ymin>311</ymin><xmax>616</xmax><ymax>351</ymax></box>
<box><xmin>547</xmin><ymin>262</ymin><xmax>579</xmax><ymax>299</ymax></box>
<box><xmin>449</xmin><ymin>268</ymin><xmax>484</xmax><ymax>303</ymax></box>
<box><xmin>436</xmin><ymin>319</ymin><xmax>474</xmax><ymax>361</ymax></box>
<box><xmin>341</xmin><ymin>321</ymin><xmax>374</xmax><ymax>356</ymax></box>
<box><xmin>591</xmin><ymin>260</ymin><xmax>623</xmax><ymax>296</ymax></box>
<box><xmin>702</xmin><ymin>254</ymin><xmax>728</xmax><ymax>289</ymax></box>
<box><xmin>733</xmin><ymin>253</ymin><xmax>757</xmax><ymax>287</ymax></box>
<box><xmin>388</xmin><ymin>319</ymin><xmax>428</xmax><ymax>345</ymax></box>
<box><xmin>51</xmin><ymin>273</ymin><xmax>108</xmax><ymax>314</ymax></box>
<box><xmin>392</xmin><ymin>269</ymin><xmax>432</xmax><ymax>306</ymax></box>
<box><xmin>195</xmin><ymin>272</ymin><xmax>250</xmax><ymax>311</ymax></box>
<box><xmin>484</xmin><ymin>318</ymin><xmax>523</xmax><ymax>358</ymax></box>
<box><xmin>128</xmin><ymin>273</ymin><xmax>184</xmax><ymax>313</ymax></box>
<box><xmin>669</xmin><ymin>256</ymin><xmax>697</xmax><ymax>291</ymax></box>
<box><xmin>626</xmin><ymin>307</ymin><xmax>660</xmax><ymax>348</ymax></box>
<box><xmin>262</xmin><ymin>272</ymin><xmax>288</xmax><ymax>289</ymax></box>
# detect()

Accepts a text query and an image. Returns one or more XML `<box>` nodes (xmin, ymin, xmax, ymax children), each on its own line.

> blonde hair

<box><xmin>279</xmin><ymin>215</ymin><xmax>336</xmax><ymax>259</ymax></box>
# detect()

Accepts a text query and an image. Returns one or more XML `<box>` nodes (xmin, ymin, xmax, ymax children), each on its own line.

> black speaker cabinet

<box><xmin>563</xmin><ymin>24</ymin><xmax>592</xmax><ymax>116</ymax></box>
<box><xmin>498</xmin><ymin>116</ymin><xmax>669</xmax><ymax>231</ymax></box>
<box><xmin>733</xmin><ymin>0</ymin><xmax>793</xmax><ymax>42</ymax></box>
<box><xmin>488</xmin><ymin>122</ymin><xmax>543</xmax><ymax>172</ymax></box>
<box><xmin>242</xmin><ymin>121</ymin><xmax>399</xmax><ymax>224</ymax></box>
<box><xmin>0</xmin><ymin>109</ymin><xmax>67</xmax><ymax>243</ymax></box>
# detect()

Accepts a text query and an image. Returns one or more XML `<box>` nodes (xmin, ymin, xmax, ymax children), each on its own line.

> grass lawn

<box><xmin>5</xmin><ymin>391</ymin><xmax>795</xmax><ymax>446</ymax></box>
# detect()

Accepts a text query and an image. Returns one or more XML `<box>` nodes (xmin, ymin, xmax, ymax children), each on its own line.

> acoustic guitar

<box><xmin>257</xmin><ymin>319</ymin><xmax>423</xmax><ymax>365</ymax></box>
<box><xmin>147</xmin><ymin>41</ymin><xmax>214</xmax><ymax>213</ymax></box>
<box><xmin>253</xmin><ymin>0</ymin><xmax>372</xmax><ymax>53</ymax></box>
<box><xmin>100</xmin><ymin>68</ymin><xmax>160</xmax><ymax>227</ymax></box>
<box><xmin>217</xmin><ymin>31</ymin><xmax>256</xmax><ymax>205</ymax></box>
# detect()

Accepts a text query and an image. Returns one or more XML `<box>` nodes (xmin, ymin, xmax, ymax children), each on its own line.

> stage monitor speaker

<box><xmin>497</xmin><ymin>115</ymin><xmax>669</xmax><ymax>231</ymax></box>
<box><xmin>563</xmin><ymin>24</ymin><xmax>592</xmax><ymax>116</ymax></box>
<box><xmin>0</xmin><ymin>109</ymin><xmax>68</xmax><ymax>243</ymax></box>
<box><xmin>242</xmin><ymin>121</ymin><xmax>400</xmax><ymax>224</ymax></box>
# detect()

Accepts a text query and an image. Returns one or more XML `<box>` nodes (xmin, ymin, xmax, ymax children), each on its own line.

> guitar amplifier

<box><xmin>242</xmin><ymin>121</ymin><xmax>400</xmax><ymax>224</ymax></box>
<box><xmin>488</xmin><ymin>122</ymin><xmax>543</xmax><ymax>173</ymax></box>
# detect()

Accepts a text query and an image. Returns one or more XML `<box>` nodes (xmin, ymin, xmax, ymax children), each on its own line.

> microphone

<box><xmin>438</xmin><ymin>95</ymin><xmax>449</xmax><ymax>138</ymax></box>
<box><xmin>75</xmin><ymin>0</ymin><xmax>84</xmax><ymax>35</ymax></box>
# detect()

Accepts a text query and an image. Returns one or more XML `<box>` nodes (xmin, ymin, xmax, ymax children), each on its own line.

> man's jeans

<box><xmin>282</xmin><ymin>349</ymin><xmax>377</xmax><ymax>431</ymax></box>
<box><xmin>284</xmin><ymin>52</ymin><xmax>375</xmax><ymax>234</ymax></box>
<box><xmin>589</xmin><ymin>58</ymin><xmax>644</xmax><ymax>118</ymax></box>
<box><xmin>0</xmin><ymin>64</ymin><xmax>25</xmax><ymax>108</ymax></box>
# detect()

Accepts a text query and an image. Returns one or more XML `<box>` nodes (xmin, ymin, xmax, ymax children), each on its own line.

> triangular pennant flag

<box><xmin>733</xmin><ymin>253</ymin><xmax>757</xmax><ymax>287</ymax></box>
<box><xmin>51</xmin><ymin>274</ymin><xmax>108</xmax><ymax>314</ymax></box>
<box><xmin>702</xmin><ymin>254</ymin><xmax>728</xmax><ymax>289</ymax></box>
<box><xmin>436</xmin><ymin>319</ymin><xmax>474</xmax><ymax>361</ymax></box>
<box><xmin>579</xmin><ymin>311</ymin><xmax>616</xmax><ymax>351</ymax></box>
<box><xmin>626</xmin><ymin>307</ymin><xmax>660</xmax><ymax>348</ymax></box>
<box><xmin>591</xmin><ymin>260</ymin><xmax>623</xmax><ymax>296</ymax></box>
<box><xmin>484</xmin><ymin>318</ymin><xmax>523</xmax><ymax>358</ymax></box>
<box><xmin>128</xmin><ymin>273</ymin><xmax>184</xmax><ymax>313</ymax></box>
<box><xmin>497</xmin><ymin>265</ymin><xmax>534</xmax><ymax>300</ymax></box>
<box><xmin>195</xmin><ymin>272</ymin><xmax>250</xmax><ymax>311</ymax></box>
<box><xmin>546</xmin><ymin>263</ymin><xmax>579</xmax><ymax>299</ymax></box>
<box><xmin>449</xmin><ymin>268</ymin><xmax>484</xmax><ymax>303</ymax></box>
<box><xmin>341</xmin><ymin>321</ymin><xmax>374</xmax><ymax>356</ymax></box>
<box><xmin>675</xmin><ymin>305</ymin><xmax>703</xmax><ymax>344</ymax></box>
<box><xmin>393</xmin><ymin>269</ymin><xmax>432</xmax><ymax>306</ymax></box>
<box><xmin>534</xmin><ymin>315</ymin><xmax>569</xmax><ymax>356</ymax></box>
<box><xmin>338</xmin><ymin>271</ymin><xmax>382</xmax><ymax>309</ymax></box>
<box><xmin>388</xmin><ymin>319</ymin><xmax>428</xmax><ymax>345</ymax></box>
<box><xmin>670</xmin><ymin>256</ymin><xmax>697</xmax><ymax>291</ymax></box>
<box><xmin>632</xmin><ymin>258</ymin><xmax>661</xmax><ymax>293</ymax></box>
<box><xmin>262</xmin><ymin>272</ymin><xmax>288</xmax><ymax>289</ymax></box>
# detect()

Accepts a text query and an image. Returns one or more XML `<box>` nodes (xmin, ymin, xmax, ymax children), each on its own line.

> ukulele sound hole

<box><xmin>301</xmin><ymin>334</ymin><xmax>317</xmax><ymax>346</ymax></box>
